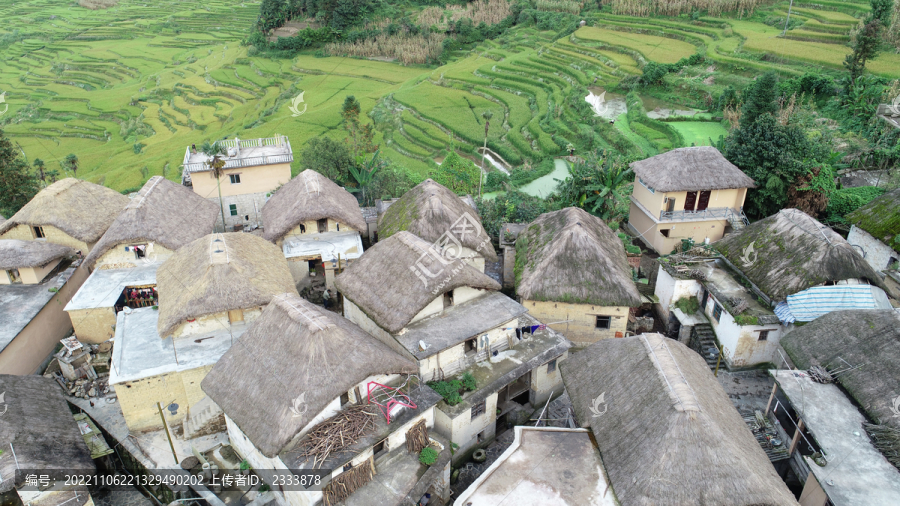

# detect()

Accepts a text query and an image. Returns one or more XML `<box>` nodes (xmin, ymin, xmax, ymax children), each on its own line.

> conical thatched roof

<box><xmin>560</xmin><ymin>334</ymin><xmax>798</xmax><ymax>506</ymax></box>
<box><xmin>847</xmin><ymin>188</ymin><xmax>900</xmax><ymax>247</ymax></box>
<box><xmin>262</xmin><ymin>169</ymin><xmax>366</xmax><ymax>243</ymax></box>
<box><xmin>156</xmin><ymin>233</ymin><xmax>297</xmax><ymax>338</ymax></box>
<box><xmin>0</xmin><ymin>375</ymin><xmax>95</xmax><ymax>494</ymax></box>
<box><xmin>202</xmin><ymin>294</ymin><xmax>416</xmax><ymax>457</ymax></box>
<box><xmin>0</xmin><ymin>239</ymin><xmax>73</xmax><ymax>270</ymax></box>
<box><xmin>515</xmin><ymin>207</ymin><xmax>641</xmax><ymax>307</ymax></box>
<box><xmin>630</xmin><ymin>146</ymin><xmax>756</xmax><ymax>192</ymax></box>
<box><xmin>377</xmin><ymin>179</ymin><xmax>497</xmax><ymax>261</ymax></box>
<box><xmin>715</xmin><ymin>209</ymin><xmax>882</xmax><ymax>301</ymax></box>
<box><xmin>782</xmin><ymin>309</ymin><xmax>900</xmax><ymax>429</ymax></box>
<box><xmin>335</xmin><ymin>231</ymin><xmax>500</xmax><ymax>334</ymax></box>
<box><xmin>83</xmin><ymin>176</ymin><xmax>219</xmax><ymax>269</ymax></box>
<box><xmin>0</xmin><ymin>178</ymin><xmax>129</xmax><ymax>244</ymax></box>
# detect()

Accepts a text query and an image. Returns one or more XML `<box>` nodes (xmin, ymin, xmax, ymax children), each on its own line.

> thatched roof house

<box><xmin>630</xmin><ymin>146</ymin><xmax>756</xmax><ymax>192</ymax></box>
<box><xmin>715</xmin><ymin>209</ymin><xmax>882</xmax><ymax>301</ymax></box>
<box><xmin>0</xmin><ymin>178</ymin><xmax>129</xmax><ymax>245</ymax></box>
<box><xmin>377</xmin><ymin>179</ymin><xmax>497</xmax><ymax>261</ymax></box>
<box><xmin>262</xmin><ymin>169</ymin><xmax>366</xmax><ymax>243</ymax></box>
<box><xmin>0</xmin><ymin>240</ymin><xmax>73</xmax><ymax>270</ymax></box>
<box><xmin>560</xmin><ymin>334</ymin><xmax>797</xmax><ymax>506</ymax></box>
<box><xmin>515</xmin><ymin>207</ymin><xmax>641</xmax><ymax>307</ymax></box>
<box><xmin>0</xmin><ymin>374</ymin><xmax>95</xmax><ymax>495</ymax></box>
<box><xmin>335</xmin><ymin>231</ymin><xmax>500</xmax><ymax>334</ymax></box>
<box><xmin>156</xmin><ymin>232</ymin><xmax>296</xmax><ymax>338</ymax></box>
<box><xmin>83</xmin><ymin>176</ymin><xmax>218</xmax><ymax>269</ymax></box>
<box><xmin>781</xmin><ymin>309</ymin><xmax>900</xmax><ymax>429</ymax></box>
<box><xmin>847</xmin><ymin>188</ymin><xmax>900</xmax><ymax>247</ymax></box>
<box><xmin>203</xmin><ymin>293</ymin><xmax>417</xmax><ymax>457</ymax></box>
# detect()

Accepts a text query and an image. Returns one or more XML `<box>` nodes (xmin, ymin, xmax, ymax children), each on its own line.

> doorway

<box><xmin>317</xmin><ymin>218</ymin><xmax>327</xmax><ymax>233</ymax></box>
<box><xmin>684</xmin><ymin>192</ymin><xmax>697</xmax><ymax>211</ymax></box>
<box><xmin>700</xmin><ymin>287</ymin><xmax>709</xmax><ymax>311</ymax></box>
<box><xmin>696</xmin><ymin>190</ymin><xmax>711</xmax><ymax>211</ymax></box>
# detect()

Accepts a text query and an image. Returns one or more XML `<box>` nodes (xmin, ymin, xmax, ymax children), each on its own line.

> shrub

<box><xmin>825</xmin><ymin>186</ymin><xmax>887</xmax><ymax>223</ymax></box>
<box><xmin>733</xmin><ymin>314</ymin><xmax>759</xmax><ymax>326</ymax></box>
<box><xmin>419</xmin><ymin>447</ymin><xmax>439</xmax><ymax>466</ymax></box>
<box><xmin>674</xmin><ymin>296</ymin><xmax>700</xmax><ymax>315</ymax></box>
<box><xmin>461</xmin><ymin>372</ymin><xmax>477</xmax><ymax>391</ymax></box>
<box><xmin>427</xmin><ymin>380</ymin><xmax>464</xmax><ymax>406</ymax></box>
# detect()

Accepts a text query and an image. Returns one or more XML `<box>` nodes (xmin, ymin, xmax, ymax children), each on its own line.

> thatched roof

<box><xmin>847</xmin><ymin>188</ymin><xmax>900</xmax><ymax>247</ymax></box>
<box><xmin>83</xmin><ymin>176</ymin><xmax>219</xmax><ymax>269</ymax></box>
<box><xmin>335</xmin><ymin>231</ymin><xmax>500</xmax><ymax>334</ymax></box>
<box><xmin>782</xmin><ymin>309</ymin><xmax>900</xmax><ymax>429</ymax></box>
<box><xmin>202</xmin><ymin>294</ymin><xmax>416</xmax><ymax>457</ymax></box>
<box><xmin>560</xmin><ymin>334</ymin><xmax>798</xmax><ymax>506</ymax></box>
<box><xmin>262</xmin><ymin>170</ymin><xmax>366</xmax><ymax>242</ymax></box>
<box><xmin>0</xmin><ymin>179</ymin><xmax>129</xmax><ymax>244</ymax></box>
<box><xmin>0</xmin><ymin>239</ymin><xmax>73</xmax><ymax>270</ymax></box>
<box><xmin>0</xmin><ymin>375</ymin><xmax>95</xmax><ymax>494</ymax></box>
<box><xmin>156</xmin><ymin>233</ymin><xmax>297</xmax><ymax>338</ymax></box>
<box><xmin>515</xmin><ymin>207</ymin><xmax>641</xmax><ymax>307</ymax></box>
<box><xmin>715</xmin><ymin>209</ymin><xmax>882</xmax><ymax>301</ymax></box>
<box><xmin>630</xmin><ymin>146</ymin><xmax>756</xmax><ymax>192</ymax></box>
<box><xmin>377</xmin><ymin>179</ymin><xmax>497</xmax><ymax>261</ymax></box>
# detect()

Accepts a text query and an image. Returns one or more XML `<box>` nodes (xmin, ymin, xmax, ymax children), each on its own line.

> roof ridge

<box><xmin>127</xmin><ymin>176</ymin><xmax>163</xmax><ymax>210</ymax></box>
<box><xmin>275</xmin><ymin>293</ymin><xmax>333</xmax><ymax>332</ymax></box>
<box><xmin>641</xmin><ymin>334</ymin><xmax>701</xmax><ymax>413</ymax></box>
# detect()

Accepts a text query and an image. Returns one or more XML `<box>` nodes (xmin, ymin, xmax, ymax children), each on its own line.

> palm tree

<box><xmin>64</xmin><ymin>154</ymin><xmax>78</xmax><ymax>178</ymax></box>
<box><xmin>479</xmin><ymin>109</ymin><xmax>493</xmax><ymax>197</ymax></box>
<box><xmin>200</xmin><ymin>140</ymin><xmax>228</xmax><ymax>231</ymax></box>
<box><xmin>33</xmin><ymin>158</ymin><xmax>45</xmax><ymax>182</ymax></box>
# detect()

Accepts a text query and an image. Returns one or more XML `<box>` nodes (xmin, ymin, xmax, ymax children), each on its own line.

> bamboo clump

<box><xmin>297</xmin><ymin>405</ymin><xmax>379</xmax><ymax>468</ymax></box>
<box><xmin>406</xmin><ymin>419</ymin><xmax>429</xmax><ymax>454</ymax></box>
<box><xmin>323</xmin><ymin>460</ymin><xmax>376</xmax><ymax>506</ymax></box>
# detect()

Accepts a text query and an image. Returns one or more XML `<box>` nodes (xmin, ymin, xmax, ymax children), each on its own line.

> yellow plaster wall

<box><xmin>114</xmin><ymin>365</ymin><xmax>213</xmax><ymax>432</ymax></box>
<box><xmin>190</xmin><ymin>164</ymin><xmax>291</xmax><ymax>199</ymax></box>
<box><xmin>1</xmin><ymin>224</ymin><xmax>93</xmax><ymax>253</ymax></box>
<box><xmin>95</xmin><ymin>243</ymin><xmax>175</xmax><ymax>270</ymax></box>
<box><xmin>525</xmin><ymin>300</ymin><xmax>629</xmax><ymax>346</ymax></box>
<box><xmin>70</xmin><ymin>307</ymin><xmax>118</xmax><ymax>344</ymax></box>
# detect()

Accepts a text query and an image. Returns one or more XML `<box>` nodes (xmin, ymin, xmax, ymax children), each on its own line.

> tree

<box><xmin>844</xmin><ymin>19</ymin><xmax>881</xmax><ymax>86</ymax></box>
<box><xmin>552</xmin><ymin>153</ymin><xmax>633</xmax><ymax>222</ymax></box>
<box><xmin>740</xmin><ymin>72</ymin><xmax>779</xmax><ymax>126</ymax></box>
<box><xmin>299</xmin><ymin>136</ymin><xmax>355</xmax><ymax>183</ymax></box>
<box><xmin>431</xmin><ymin>151</ymin><xmax>480</xmax><ymax>194</ymax></box>
<box><xmin>871</xmin><ymin>0</ymin><xmax>894</xmax><ymax>27</ymax></box>
<box><xmin>476</xmin><ymin>191</ymin><xmax>547</xmax><ymax>240</ymax></box>
<box><xmin>341</xmin><ymin>95</ymin><xmax>377</xmax><ymax>159</ymax></box>
<box><xmin>200</xmin><ymin>140</ymin><xmax>228</xmax><ymax>231</ymax></box>
<box><xmin>368</xmin><ymin>163</ymin><xmax>420</xmax><ymax>202</ymax></box>
<box><xmin>63</xmin><ymin>153</ymin><xmax>79</xmax><ymax>178</ymax></box>
<box><xmin>0</xmin><ymin>128</ymin><xmax>40</xmax><ymax>218</ymax></box>
<box><xmin>33</xmin><ymin>158</ymin><xmax>45</xmax><ymax>182</ymax></box>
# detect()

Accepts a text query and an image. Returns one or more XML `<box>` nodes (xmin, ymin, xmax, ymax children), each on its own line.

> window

<box><xmin>228</xmin><ymin>309</ymin><xmax>244</xmax><ymax>323</ymax></box>
<box><xmin>229</xmin><ymin>174</ymin><xmax>241</xmax><ymax>184</ymax></box>
<box><xmin>471</xmin><ymin>400</ymin><xmax>486</xmax><ymax>420</ymax></box>
<box><xmin>373</xmin><ymin>439</ymin><xmax>387</xmax><ymax>458</ymax></box>
<box><xmin>758</xmin><ymin>330</ymin><xmax>770</xmax><ymax>341</ymax></box>
<box><xmin>229</xmin><ymin>204</ymin><xmax>238</xmax><ymax>216</ymax></box>
<box><xmin>33</xmin><ymin>226</ymin><xmax>45</xmax><ymax>239</ymax></box>
<box><xmin>6</xmin><ymin>269</ymin><xmax>21</xmax><ymax>284</ymax></box>
<box><xmin>547</xmin><ymin>359</ymin><xmax>557</xmax><ymax>373</ymax></box>
<box><xmin>660</xmin><ymin>229</ymin><xmax>670</xmax><ymax>238</ymax></box>
<box><xmin>477</xmin><ymin>431</ymin><xmax>485</xmax><ymax>443</ymax></box>
<box><xmin>595</xmin><ymin>316</ymin><xmax>611</xmax><ymax>329</ymax></box>
<box><xmin>712</xmin><ymin>302</ymin><xmax>723</xmax><ymax>322</ymax></box>
<box><xmin>465</xmin><ymin>338</ymin><xmax>477</xmax><ymax>356</ymax></box>
<box><xmin>638</xmin><ymin>178</ymin><xmax>655</xmax><ymax>194</ymax></box>
<box><xmin>340</xmin><ymin>392</ymin><xmax>350</xmax><ymax>405</ymax></box>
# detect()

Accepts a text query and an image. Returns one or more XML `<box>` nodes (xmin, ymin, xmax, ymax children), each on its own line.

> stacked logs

<box><xmin>298</xmin><ymin>405</ymin><xmax>378</xmax><ymax>468</ymax></box>
<box><xmin>405</xmin><ymin>419</ymin><xmax>429</xmax><ymax>454</ymax></box>
<box><xmin>323</xmin><ymin>460</ymin><xmax>375</xmax><ymax>506</ymax></box>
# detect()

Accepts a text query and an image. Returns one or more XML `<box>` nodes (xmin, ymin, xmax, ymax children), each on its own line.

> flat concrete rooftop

<box><xmin>399</xmin><ymin>292</ymin><xmax>528</xmax><ymax>360</ymax></box>
<box><xmin>0</xmin><ymin>266</ymin><xmax>75</xmax><ymax>352</ymax></box>
<box><xmin>109</xmin><ymin>307</ymin><xmax>245</xmax><ymax>384</ymax></box>
<box><xmin>65</xmin><ymin>264</ymin><xmax>158</xmax><ymax>311</ymax></box>
<box><xmin>454</xmin><ymin>427</ymin><xmax>616</xmax><ymax>506</ymax></box>
<box><xmin>283</xmin><ymin>231</ymin><xmax>363</xmax><ymax>262</ymax></box>
<box><xmin>772</xmin><ymin>369</ymin><xmax>900</xmax><ymax>506</ymax></box>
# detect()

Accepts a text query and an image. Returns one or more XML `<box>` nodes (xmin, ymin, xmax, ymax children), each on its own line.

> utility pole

<box><xmin>782</xmin><ymin>0</ymin><xmax>795</xmax><ymax>37</ymax></box>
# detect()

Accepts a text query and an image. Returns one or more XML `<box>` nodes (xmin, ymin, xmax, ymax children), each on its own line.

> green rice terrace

<box><xmin>1</xmin><ymin>0</ymin><xmax>899</xmax><ymax>193</ymax></box>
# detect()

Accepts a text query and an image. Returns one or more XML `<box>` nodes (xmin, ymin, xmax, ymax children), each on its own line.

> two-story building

<box><xmin>377</xmin><ymin>179</ymin><xmax>497</xmax><ymax>272</ymax></box>
<box><xmin>262</xmin><ymin>169</ymin><xmax>366</xmax><ymax>291</ymax></box>
<box><xmin>109</xmin><ymin>232</ymin><xmax>297</xmax><ymax>432</ymax></box>
<box><xmin>181</xmin><ymin>136</ymin><xmax>293</xmax><ymax>231</ymax></box>
<box><xmin>515</xmin><ymin>207</ymin><xmax>642</xmax><ymax>346</ymax></box>
<box><xmin>202</xmin><ymin>293</ymin><xmax>450</xmax><ymax>506</ymax></box>
<box><xmin>626</xmin><ymin>146</ymin><xmax>756</xmax><ymax>254</ymax></box>
<box><xmin>335</xmin><ymin>231</ymin><xmax>570</xmax><ymax>462</ymax></box>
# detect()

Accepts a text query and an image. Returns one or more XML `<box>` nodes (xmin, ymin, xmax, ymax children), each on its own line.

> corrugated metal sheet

<box><xmin>778</xmin><ymin>285</ymin><xmax>891</xmax><ymax>323</ymax></box>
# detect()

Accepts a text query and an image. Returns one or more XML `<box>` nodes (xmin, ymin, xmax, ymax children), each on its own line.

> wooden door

<box><xmin>665</xmin><ymin>197</ymin><xmax>676</xmax><ymax>213</ymax></box>
<box><xmin>696</xmin><ymin>190</ymin><xmax>711</xmax><ymax>211</ymax></box>
<box><xmin>228</xmin><ymin>309</ymin><xmax>244</xmax><ymax>323</ymax></box>
<box><xmin>683</xmin><ymin>192</ymin><xmax>697</xmax><ymax>211</ymax></box>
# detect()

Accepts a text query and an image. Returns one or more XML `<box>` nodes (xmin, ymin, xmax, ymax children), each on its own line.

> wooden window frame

<box><xmin>547</xmin><ymin>358</ymin><xmax>557</xmax><ymax>373</ymax></box>
<box><xmin>229</xmin><ymin>173</ymin><xmax>241</xmax><ymax>184</ymax></box>
<box><xmin>712</xmin><ymin>303</ymin><xmax>723</xmax><ymax>323</ymax></box>
<box><xmin>471</xmin><ymin>400</ymin><xmax>486</xmax><ymax>420</ymax></box>
<box><xmin>595</xmin><ymin>315</ymin><xmax>611</xmax><ymax>329</ymax></box>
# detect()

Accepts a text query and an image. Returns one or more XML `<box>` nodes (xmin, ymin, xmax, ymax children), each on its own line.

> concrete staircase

<box><xmin>183</xmin><ymin>396</ymin><xmax>226</xmax><ymax>440</ymax></box>
<box><xmin>691</xmin><ymin>323</ymin><xmax>720</xmax><ymax>370</ymax></box>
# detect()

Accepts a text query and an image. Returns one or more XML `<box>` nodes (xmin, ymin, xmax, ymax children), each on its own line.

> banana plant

<box><xmin>348</xmin><ymin>150</ymin><xmax>383</xmax><ymax>206</ymax></box>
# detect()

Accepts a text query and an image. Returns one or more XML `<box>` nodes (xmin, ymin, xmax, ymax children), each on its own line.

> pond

<box><xmin>640</xmin><ymin>95</ymin><xmax>701</xmax><ymax>120</ymax></box>
<box><xmin>482</xmin><ymin>158</ymin><xmax>570</xmax><ymax>200</ymax></box>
